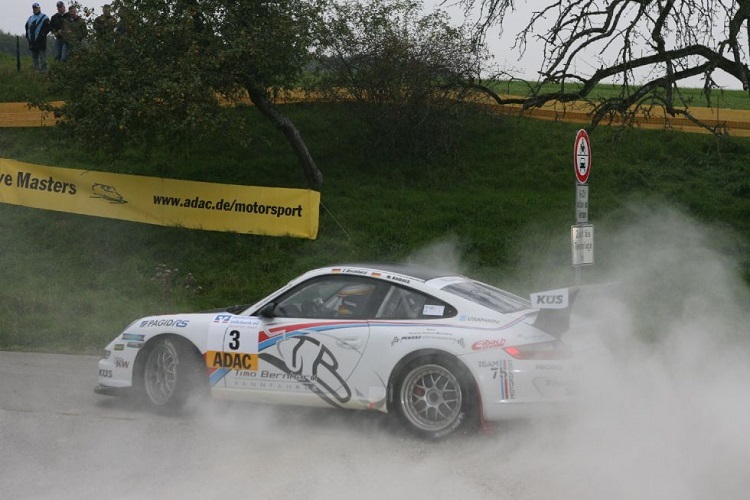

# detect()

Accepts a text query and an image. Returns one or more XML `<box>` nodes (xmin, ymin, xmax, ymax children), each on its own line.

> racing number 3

<box><xmin>213</xmin><ymin>328</ymin><xmax>258</xmax><ymax>371</ymax></box>
<box><xmin>228</xmin><ymin>330</ymin><xmax>241</xmax><ymax>350</ymax></box>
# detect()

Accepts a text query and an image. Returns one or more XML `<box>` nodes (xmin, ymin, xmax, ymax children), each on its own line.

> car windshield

<box><xmin>442</xmin><ymin>280</ymin><xmax>530</xmax><ymax>314</ymax></box>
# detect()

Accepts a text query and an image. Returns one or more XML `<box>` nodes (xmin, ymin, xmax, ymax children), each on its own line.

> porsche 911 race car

<box><xmin>96</xmin><ymin>263</ymin><xmax>586</xmax><ymax>439</ymax></box>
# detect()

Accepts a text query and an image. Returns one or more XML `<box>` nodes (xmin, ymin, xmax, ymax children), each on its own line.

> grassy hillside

<box><xmin>1</xmin><ymin>85</ymin><xmax>749</xmax><ymax>353</ymax></box>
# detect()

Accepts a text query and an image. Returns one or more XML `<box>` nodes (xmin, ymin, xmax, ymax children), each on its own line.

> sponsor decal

<box><xmin>227</xmin><ymin>317</ymin><xmax>260</xmax><ymax>327</ymax></box>
<box><xmin>260</xmin><ymin>336</ymin><xmax>351</xmax><ymax>406</ymax></box>
<box><xmin>139</xmin><ymin>318</ymin><xmax>190</xmax><ymax>328</ymax></box>
<box><xmin>213</xmin><ymin>314</ymin><xmax>258</xmax><ymax>327</ymax></box>
<box><xmin>535</xmin><ymin>364</ymin><xmax>563</xmax><ymax>371</ymax></box>
<box><xmin>229</xmin><ymin>379</ymin><xmax>307</xmax><ymax>391</ymax></box>
<box><xmin>213</xmin><ymin>314</ymin><xmax>233</xmax><ymax>324</ymax></box>
<box><xmin>345</xmin><ymin>268</ymin><xmax>368</xmax><ymax>275</ymax></box>
<box><xmin>499</xmin><ymin>359</ymin><xmax>515</xmax><ymax>400</ymax></box>
<box><xmin>331</xmin><ymin>267</ymin><xmax>368</xmax><ymax>275</ymax></box>
<box><xmin>126</xmin><ymin>342</ymin><xmax>144</xmax><ymax>349</ymax></box>
<box><xmin>530</xmin><ymin>288</ymin><xmax>569</xmax><ymax>309</ymax></box>
<box><xmin>391</xmin><ymin>335</ymin><xmax>423</xmax><ymax>346</ymax></box>
<box><xmin>483</xmin><ymin>360</ymin><xmax>517</xmax><ymax>399</ymax></box>
<box><xmin>99</xmin><ymin>369</ymin><xmax>113</xmax><ymax>378</ymax></box>
<box><xmin>113</xmin><ymin>344</ymin><xmax>125</xmax><ymax>351</ymax></box>
<box><xmin>385</xmin><ymin>274</ymin><xmax>410</xmax><ymax>284</ymax></box>
<box><xmin>459</xmin><ymin>315</ymin><xmax>503</xmax><ymax>324</ymax></box>
<box><xmin>471</xmin><ymin>338</ymin><xmax>507</xmax><ymax>351</ymax></box>
<box><xmin>121</xmin><ymin>333</ymin><xmax>145</xmax><ymax>342</ymax></box>
<box><xmin>206</xmin><ymin>351</ymin><xmax>258</xmax><ymax>371</ymax></box>
<box><xmin>114</xmin><ymin>357</ymin><xmax>130</xmax><ymax>369</ymax></box>
<box><xmin>233</xmin><ymin>369</ymin><xmax>320</xmax><ymax>382</ymax></box>
<box><xmin>391</xmin><ymin>335</ymin><xmax>465</xmax><ymax>348</ymax></box>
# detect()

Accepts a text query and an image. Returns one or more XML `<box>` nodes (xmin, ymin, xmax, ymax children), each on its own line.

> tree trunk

<box><xmin>245</xmin><ymin>81</ymin><xmax>323</xmax><ymax>191</ymax></box>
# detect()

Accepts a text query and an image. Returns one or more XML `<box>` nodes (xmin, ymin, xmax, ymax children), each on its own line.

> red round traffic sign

<box><xmin>573</xmin><ymin>129</ymin><xmax>592</xmax><ymax>184</ymax></box>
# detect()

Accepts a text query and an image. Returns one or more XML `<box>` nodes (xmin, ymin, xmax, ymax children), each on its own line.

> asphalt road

<box><xmin>0</xmin><ymin>350</ymin><xmax>528</xmax><ymax>500</ymax></box>
<box><xmin>1</xmin><ymin>350</ymin><xmax>747</xmax><ymax>500</ymax></box>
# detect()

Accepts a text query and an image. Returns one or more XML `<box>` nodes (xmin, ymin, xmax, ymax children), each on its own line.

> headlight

<box><xmin>102</xmin><ymin>349</ymin><xmax>111</xmax><ymax>360</ymax></box>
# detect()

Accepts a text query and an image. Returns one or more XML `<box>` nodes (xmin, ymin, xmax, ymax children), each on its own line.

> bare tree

<box><xmin>453</xmin><ymin>0</ymin><xmax>750</xmax><ymax>133</ymax></box>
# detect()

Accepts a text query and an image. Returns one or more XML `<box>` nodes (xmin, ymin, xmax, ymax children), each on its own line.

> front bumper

<box><xmin>94</xmin><ymin>384</ymin><xmax>133</xmax><ymax>397</ymax></box>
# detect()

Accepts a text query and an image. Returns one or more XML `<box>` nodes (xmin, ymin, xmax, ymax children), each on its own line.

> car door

<box><xmin>223</xmin><ymin>275</ymin><xmax>387</xmax><ymax>408</ymax></box>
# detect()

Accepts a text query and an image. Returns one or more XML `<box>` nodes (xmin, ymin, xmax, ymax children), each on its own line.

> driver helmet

<box><xmin>336</xmin><ymin>284</ymin><xmax>374</xmax><ymax>316</ymax></box>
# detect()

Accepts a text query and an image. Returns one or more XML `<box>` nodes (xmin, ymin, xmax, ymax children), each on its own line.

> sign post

<box><xmin>574</xmin><ymin>129</ymin><xmax>592</xmax><ymax>185</ymax></box>
<box><xmin>571</xmin><ymin>129</ymin><xmax>593</xmax><ymax>281</ymax></box>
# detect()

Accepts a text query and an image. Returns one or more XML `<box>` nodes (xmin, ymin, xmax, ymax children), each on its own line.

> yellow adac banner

<box><xmin>0</xmin><ymin>158</ymin><xmax>320</xmax><ymax>239</ymax></box>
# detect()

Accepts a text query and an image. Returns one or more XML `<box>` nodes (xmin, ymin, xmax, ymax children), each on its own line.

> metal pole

<box><xmin>16</xmin><ymin>36</ymin><xmax>21</xmax><ymax>72</ymax></box>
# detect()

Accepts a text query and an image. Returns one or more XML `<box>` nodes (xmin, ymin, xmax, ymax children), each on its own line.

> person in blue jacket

<box><xmin>25</xmin><ymin>2</ymin><xmax>51</xmax><ymax>72</ymax></box>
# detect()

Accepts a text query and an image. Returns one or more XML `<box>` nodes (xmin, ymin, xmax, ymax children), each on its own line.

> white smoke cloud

<box><xmin>484</xmin><ymin>202</ymin><xmax>750</xmax><ymax>499</ymax></box>
<box><xmin>396</xmin><ymin>201</ymin><xmax>750</xmax><ymax>499</ymax></box>
<box><xmin>9</xmin><ymin>201</ymin><xmax>748</xmax><ymax>500</ymax></box>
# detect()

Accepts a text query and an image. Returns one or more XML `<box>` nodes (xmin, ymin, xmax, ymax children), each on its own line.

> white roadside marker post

<box><xmin>571</xmin><ymin>129</ymin><xmax>594</xmax><ymax>284</ymax></box>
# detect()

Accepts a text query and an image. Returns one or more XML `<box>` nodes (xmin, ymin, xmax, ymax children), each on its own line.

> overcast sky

<box><xmin>4</xmin><ymin>0</ymin><xmax>742</xmax><ymax>89</ymax></box>
<box><xmin>5</xmin><ymin>0</ymin><xmax>537</xmax><ymax>76</ymax></box>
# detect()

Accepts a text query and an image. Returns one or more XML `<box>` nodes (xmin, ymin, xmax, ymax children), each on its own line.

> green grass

<box><xmin>1</xmin><ymin>67</ymin><xmax>749</xmax><ymax>354</ymax></box>
<box><xmin>0</xmin><ymin>53</ymin><xmax>51</xmax><ymax>102</ymax></box>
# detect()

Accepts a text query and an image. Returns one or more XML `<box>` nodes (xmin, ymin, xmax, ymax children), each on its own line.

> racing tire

<box><xmin>393</xmin><ymin>356</ymin><xmax>478</xmax><ymax>440</ymax></box>
<box><xmin>138</xmin><ymin>337</ymin><xmax>207</xmax><ymax>412</ymax></box>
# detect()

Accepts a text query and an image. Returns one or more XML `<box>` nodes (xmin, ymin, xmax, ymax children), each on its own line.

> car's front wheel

<box><xmin>140</xmin><ymin>337</ymin><xmax>207</xmax><ymax>411</ymax></box>
<box><xmin>393</xmin><ymin>357</ymin><xmax>477</xmax><ymax>439</ymax></box>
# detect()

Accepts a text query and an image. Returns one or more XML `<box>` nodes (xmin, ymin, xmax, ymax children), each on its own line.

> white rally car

<box><xmin>96</xmin><ymin>264</ymin><xmax>584</xmax><ymax>439</ymax></box>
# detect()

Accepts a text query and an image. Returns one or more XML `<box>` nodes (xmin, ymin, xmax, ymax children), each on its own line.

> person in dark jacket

<box><xmin>60</xmin><ymin>5</ymin><xmax>87</xmax><ymax>61</ymax></box>
<box><xmin>25</xmin><ymin>2</ymin><xmax>50</xmax><ymax>72</ymax></box>
<box><xmin>94</xmin><ymin>5</ymin><xmax>116</xmax><ymax>38</ymax></box>
<box><xmin>49</xmin><ymin>1</ymin><xmax>69</xmax><ymax>62</ymax></box>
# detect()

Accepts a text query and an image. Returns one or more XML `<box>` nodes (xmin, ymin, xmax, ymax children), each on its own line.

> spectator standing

<box><xmin>60</xmin><ymin>5</ymin><xmax>87</xmax><ymax>61</ymax></box>
<box><xmin>94</xmin><ymin>4</ymin><xmax>116</xmax><ymax>38</ymax></box>
<box><xmin>49</xmin><ymin>1</ymin><xmax>70</xmax><ymax>62</ymax></box>
<box><xmin>25</xmin><ymin>2</ymin><xmax>51</xmax><ymax>72</ymax></box>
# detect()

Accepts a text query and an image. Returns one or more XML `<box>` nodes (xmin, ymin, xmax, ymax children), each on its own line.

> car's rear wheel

<box><xmin>393</xmin><ymin>357</ymin><xmax>477</xmax><ymax>439</ymax></box>
<box><xmin>140</xmin><ymin>337</ymin><xmax>206</xmax><ymax>411</ymax></box>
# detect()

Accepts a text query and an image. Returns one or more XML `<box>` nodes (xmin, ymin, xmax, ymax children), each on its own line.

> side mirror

<box><xmin>258</xmin><ymin>302</ymin><xmax>276</xmax><ymax>318</ymax></box>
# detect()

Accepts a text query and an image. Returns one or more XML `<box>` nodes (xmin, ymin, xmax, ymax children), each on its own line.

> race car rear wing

<box><xmin>530</xmin><ymin>282</ymin><xmax>620</xmax><ymax>338</ymax></box>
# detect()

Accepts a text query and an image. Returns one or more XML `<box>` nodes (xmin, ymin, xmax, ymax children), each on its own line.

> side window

<box><xmin>376</xmin><ymin>285</ymin><xmax>456</xmax><ymax>319</ymax></box>
<box><xmin>273</xmin><ymin>276</ymin><xmax>386</xmax><ymax>320</ymax></box>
